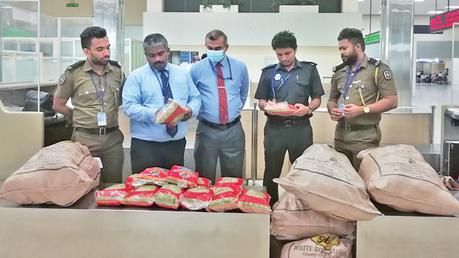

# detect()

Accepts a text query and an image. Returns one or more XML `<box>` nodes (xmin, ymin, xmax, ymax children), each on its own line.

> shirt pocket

<box><xmin>77</xmin><ymin>84</ymin><xmax>97</xmax><ymax>97</ymax></box>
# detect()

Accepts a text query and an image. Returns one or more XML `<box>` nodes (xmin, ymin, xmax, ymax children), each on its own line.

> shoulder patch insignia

<box><xmin>109</xmin><ymin>60</ymin><xmax>122</xmax><ymax>68</ymax></box>
<box><xmin>332</xmin><ymin>63</ymin><xmax>346</xmax><ymax>72</ymax></box>
<box><xmin>58</xmin><ymin>74</ymin><xmax>66</xmax><ymax>85</ymax></box>
<box><xmin>66</xmin><ymin>60</ymin><xmax>85</xmax><ymax>71</ymax></box>
<box><xmin>383</xmin><ymin>70</ymin><xmax>392</xmax><ymax>80</ymax></box>
<box><xmin>300</xmin><ymin>61</ymin><xmax>317</xmax><ymax>66</ymax></box>
<box><xmin>262</xmin><ymin>63</ymin><xmax>276</xmax><ymax>71</ymax></box>
<box><xmin>368</xmin><ymin>58</ymin><xmax>381</xmax><ymax>67</ymax></box>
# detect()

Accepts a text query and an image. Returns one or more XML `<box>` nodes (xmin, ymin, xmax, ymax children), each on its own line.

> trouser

<box><xmin>72</xmin><ymin>128</ymin><xmax>124</xmax><ymax>183</ymax></box>
<box><xmin>334</xmin><ymin>123</ymin><xmax>381</xmax><ymax>171</ymax></box>
<box><xmin>263</xmin><ymin>119</ymin><xmax>313</xmax><ymax>206</ymax></box>
<box><xmin>194</xmin><ymin>121</ymin><xmax>245</xmax><ymax>183</ymax></box>
<box><xmin>130</xmin><ymin>137</ymin><xmax>186</xmax><ymax>173</ymax></box>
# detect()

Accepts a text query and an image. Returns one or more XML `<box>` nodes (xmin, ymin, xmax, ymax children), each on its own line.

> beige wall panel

<box><xmin>41</xmin><ymin>0</ymin><xmax>92</xmax><ymax>17</ymax></box>
<box><xmin>125</xmin><ymin>0</ymin><xmax>146</xmax><ymax>25</ymax></box>
<box><xmin>40</xmin><ymin>0</ymin><xmax>145</xmax><ymax>24</ymax></box>
<box><xmin>0</xmin><ymin>100</ymin><xmax>44</xmax><ymax>180</ymax></box>
<box><xmin>0</xmin><ymin>205</ymin><xmax>270</xmax><ymax>258</ymax></box>
<box><xmin>357</xmin><ymin>216</ymin><xmax>459</xmax><ymax>258</ymax></box>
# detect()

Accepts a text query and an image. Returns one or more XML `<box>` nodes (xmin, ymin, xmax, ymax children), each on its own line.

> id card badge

<box><xmin>97</xmin><ymin>112</ymin><xmax>107</xmax><ymax>126</ymax></box>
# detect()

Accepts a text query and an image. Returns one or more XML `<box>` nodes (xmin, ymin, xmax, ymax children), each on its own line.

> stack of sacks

<box><xmin>0</xmin><ymin>141</ymin><xmax>100</xmax><ymax>206</ymax></box>
<box><xmin>274</xmin><ymin>144</ymin><xmax>380</xmax><ymax>221</ymax></box>
<box><xmin>271</xmin><ymin>192</ymin><xmax>355</xmax><ymax>241</ymax></box>
<box><xmin>272</xmin><ymin>144</ymin><xmax>372</xmax><ymax>257</ymax></box>
<box><xmin>358</xmin><ymin>144</ymin><xmax>459</xmax><ymax>215</ymax></box>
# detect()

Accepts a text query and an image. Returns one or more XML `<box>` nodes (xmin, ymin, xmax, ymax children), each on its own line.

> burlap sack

<box><xmin>0</xmin><ymin>141</ymin><xmax>100</xmax><ymax>206</ymax></box>
<box><xmin>271</xmin><ymin>192</ymin><xmax>355</xmax><ymax>240</ymax></box>
<box><xmin>274</xmin><ymin>144</ymin><xmax>380</xmax><ymax>221</ymax></box>
<box><xmin>280</xmin><ymin>233</ymin><xmax>352</xmax><ymax>258</ymax></box>
<box><xmin>358</xmin><ymin>144</ymin><xmax>459</xmax><ymax>215</ymax></box>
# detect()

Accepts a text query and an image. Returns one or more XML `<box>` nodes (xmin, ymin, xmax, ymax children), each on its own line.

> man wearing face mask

<box><xmin>255</xmin><ymin>31</ymin><xmax>324</xmax><ymax>206</ymax></box>
<box><xmin>189</xmin><ymin>29</ymin><xmax>249</xmax><ymax>183</ymax></box>
<box><xmin>328</xmin><ymin>28</ymin><xmax>397</xmax><ymax>170</ymax></box>
<box><xmin>122</xmin><ymin>33</ymin><xmax>201</xmax><ymax>173</ymax></box>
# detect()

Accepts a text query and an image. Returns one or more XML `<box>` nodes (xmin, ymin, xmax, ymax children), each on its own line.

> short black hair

<box><xmin>271</xmin><ymin>31</ymin><xmax>297</xmax><ymax>50</ymax></box>
<box><xmin>80</xmin><ymin>26</ymin><xmax>107</xmax><ymax>49</ymax></box>
<box><xmin>205</xmin><ymin>29</ymin><xmax>228</xmax><ymax>45</ymax></box>
<box><xmin>337</xmin><ymin>28</ymin><xmax>365</xmax><ymax>51</ymax></box>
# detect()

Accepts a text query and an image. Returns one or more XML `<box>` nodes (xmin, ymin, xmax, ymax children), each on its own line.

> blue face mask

<box><xmin>206</xmin><ymin>50</ymin><xmax>225</xmax><ymax>63</ymax></box>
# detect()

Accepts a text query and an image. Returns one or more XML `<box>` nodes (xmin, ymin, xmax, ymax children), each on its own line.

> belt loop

<box><xmin>99</xmin><ymin>127</ymin><xmax>106</xmax><ymax>135</ymax></box>
<box><xmin>344</xmin><ymin>123</ymin><xmax>351</xmax><ymax>131</ymax></box>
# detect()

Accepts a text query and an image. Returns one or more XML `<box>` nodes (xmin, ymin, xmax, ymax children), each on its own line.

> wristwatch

<box><xmin>363</xmin><ymin>106</ymin><xmax>370</xmax><ymax>114</ymax></box>
<box><xmin>307</xmin><ymin>107</ymin><xmax>313</xmax><ymax>115</ymax></box>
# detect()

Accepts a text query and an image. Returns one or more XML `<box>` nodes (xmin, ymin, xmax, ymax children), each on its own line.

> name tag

<box><xmin>97</xmin><ymin>112</ymin><xmax>107</xmax><ymax>126</ymax></box>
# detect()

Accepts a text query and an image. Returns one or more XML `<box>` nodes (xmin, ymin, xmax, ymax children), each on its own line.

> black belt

<box><xmin>339</xmin><ymin>122</ymin><xmax>376</xmax><ymax>131</ymax></box>
<box><xmin>75</xmin><ymin>126</ymin><xmax>118</xmax><ymax>136</ymax></box>
<box><xmin>200</xmin><ymin>116</ymin><xmax>240</xmax><ymax>130</ymax></box>
<box><xmin>267</xmin><ymin>117</ymin><xmax>308</xmax><ymax>128</ymax></box>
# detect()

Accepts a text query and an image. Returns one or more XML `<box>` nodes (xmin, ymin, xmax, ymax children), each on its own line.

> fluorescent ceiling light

<box><xmin>414</xmin><ymin>0</ymin><xmax>424</xmax><ymax>2</ymax></box>
<box><xmin>428</xmin><ymin>10</ymin><xmax>444</xmax><ymax>14</ymax></box>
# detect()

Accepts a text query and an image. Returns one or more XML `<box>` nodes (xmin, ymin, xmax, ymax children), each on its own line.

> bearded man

<box><xmin>327</xmin><ymin>28</ymin><xmax>398</xmax><ymax>170</ymax></box>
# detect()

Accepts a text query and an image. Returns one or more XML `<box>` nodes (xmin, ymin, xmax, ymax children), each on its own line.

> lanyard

<box><xmin>270</xmin><ymin>64</ymin><xmax>292</xmax><ymax>99</ymax></box>
<box><xmin>210</xmin><ymin>56</ymin><xmax>233</xmax><ymax>80</ymax></box>
<box><xmin>342</xmin><ymin>60</ymin><xmax>363</xmax><ymax>101</ymax></box>
<box><xmin>90</xmin><ymin>72</ymin><xmax>106</xmax><ymax>112</ymax></box>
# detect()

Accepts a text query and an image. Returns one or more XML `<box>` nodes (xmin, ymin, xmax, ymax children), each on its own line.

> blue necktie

<box><xmin>160</xmin><ymin>70</ymin><xmax>177</xmax><ymax>137</ymax></box>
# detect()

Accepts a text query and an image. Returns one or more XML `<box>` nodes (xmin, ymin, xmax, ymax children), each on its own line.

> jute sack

<box><xmin>271</xmin><ymin>192</ymin><xmax>356</xmax><ymax>240</ymax></box>
<box><xmin>280</xmin><ymin>233</ymin><xmax>352</xmax><ymax>258</ymax></box>
<box><xmin>274</xmin><ymin>144</ymin><xmax>380</xmax><ymax>221</ymax></box>
<box><xmin>0</xmin><ymin>141</ymin><xmax>100</xmax><ymax>206</ymax></box>
<box><xmin>358</xmin><ymin>144</ymin><xmax>459</xmax><ymax>215</ymax></box>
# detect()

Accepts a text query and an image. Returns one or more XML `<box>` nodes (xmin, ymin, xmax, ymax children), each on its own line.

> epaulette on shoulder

<box><xmin>332</xmin><ymin>63</ymin><xmax>346</xmax><ymax>72</ymax></box>
<box><xmin>300</xmin><ymin>61</ymin><xmax>317</xmax><ymax>66</ymax></box>
<box><xmin>368</xmin><ymin>58</ymin><xmax>381</xmax><ymax>67</ymax></box>
<box><xmin>262</xmin><ymin>63</ymin><xmax>276</xmax><ymax>71</ymax></box>
<box><xmin>109</xmin><ymin>60</ymin><xmax>122</xmax><ymax>68</ymax></box>
<box><xmin>66</xmin><ymin>60</ymin><xmax>85</xmax><ymax>71</ymax></box>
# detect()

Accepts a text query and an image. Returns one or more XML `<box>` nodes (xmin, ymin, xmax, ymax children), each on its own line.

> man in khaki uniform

<box><xmin>53</xmin><ymin>26</ymin><xmax>124</xmax><ymax>183</ymax></box>
<box><xmin>327</xmin><ymin>28</ymin><xmax>398</xmax><ymax>170</ymax></box>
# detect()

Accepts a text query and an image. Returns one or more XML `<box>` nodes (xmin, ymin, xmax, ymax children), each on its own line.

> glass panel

<box><xmin>451</xmin><ymin>23</ymin><xmax>459</xmax><ymax>106</ymax></box>
<box><xmin>380</xmin><ymin>0</ymin><xmax>414</xmax><ymax>109</ymax></box>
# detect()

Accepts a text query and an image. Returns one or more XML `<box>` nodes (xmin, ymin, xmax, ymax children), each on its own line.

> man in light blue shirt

<box><xmin>189</xmin><ymin>29</ymin><xmax>249</xmax><ymax>182</ymax></box>
<box><xmin>123</xmin><ymin>33</ymin><xmax>200</xmax><ymax>173</ymax></box>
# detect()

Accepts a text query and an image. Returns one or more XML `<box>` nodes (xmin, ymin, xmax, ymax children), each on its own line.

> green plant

<box><xmin>201</xmin><ymin>0</ymin><xmax>239</xmax><ymax>9</ymax></box>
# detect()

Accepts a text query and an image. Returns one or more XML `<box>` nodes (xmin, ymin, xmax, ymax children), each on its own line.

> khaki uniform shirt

<box><xmin>329</xmin><ymin>56</ymin><xmax>397</xmax><ymax>125</ymax></box>
<box><xmin>55</xmin><ymin>60</ymin><xmax>123</xmax><ymax>128</ymax></box>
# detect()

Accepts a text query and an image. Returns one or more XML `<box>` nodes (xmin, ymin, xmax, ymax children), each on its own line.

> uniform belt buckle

<box><xmin>344</xmin><ymin>123</ymin><xmax>351</xmax><ymax>131</ymax></box>
<box><xmin>99</xmin><ymin>127</ymin><xmax>106</xmax><ymax>136</ymax></box>
<box><xmin>283</xmin><ymin>120</ymin><xmax>295</xmax><ymax>127</ymax></box>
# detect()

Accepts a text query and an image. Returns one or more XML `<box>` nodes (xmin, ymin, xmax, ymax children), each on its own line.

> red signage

<box><xmin>430</xmin><ymin>9</ymin><xmax>459</xmax><ymax>32</ymax></box>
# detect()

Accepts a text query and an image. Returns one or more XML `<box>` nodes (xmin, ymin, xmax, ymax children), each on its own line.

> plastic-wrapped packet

<box><xmin>155</xmin><ymin>99</ymin><xmax>188</xmax><ymax>124</ymax></box>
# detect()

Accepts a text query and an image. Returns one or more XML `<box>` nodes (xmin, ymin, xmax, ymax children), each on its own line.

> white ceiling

<box><xmin>358</xmin><ymin>0</ymin><xmax>459</xmax><ymax>15</ymax></box>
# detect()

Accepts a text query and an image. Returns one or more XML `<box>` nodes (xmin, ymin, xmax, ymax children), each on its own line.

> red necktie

<box><xmin>215</xmin><ymin>63</ymin><xmax>228</xmax><ymax>125</ymax></box>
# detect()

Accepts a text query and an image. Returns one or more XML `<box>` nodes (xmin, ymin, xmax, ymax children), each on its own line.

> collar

<box><xmin>275</xmin><ymin>59</ymin><xmax>300</xmax><ymax>72</ymax></box>
<box><xmin>151</xmin><ymin>63</ymin><xmax>170</xmax><ymax>74</ymax></box>
<box><xmin>83</xmin><ymin>59</ymin><xmax>113</xmax><ymax>73</ymax></box>
<box><xmin>342</xmin><ymin>55</ymin><xmax>368</xmax><ymax>73</ymax></box>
